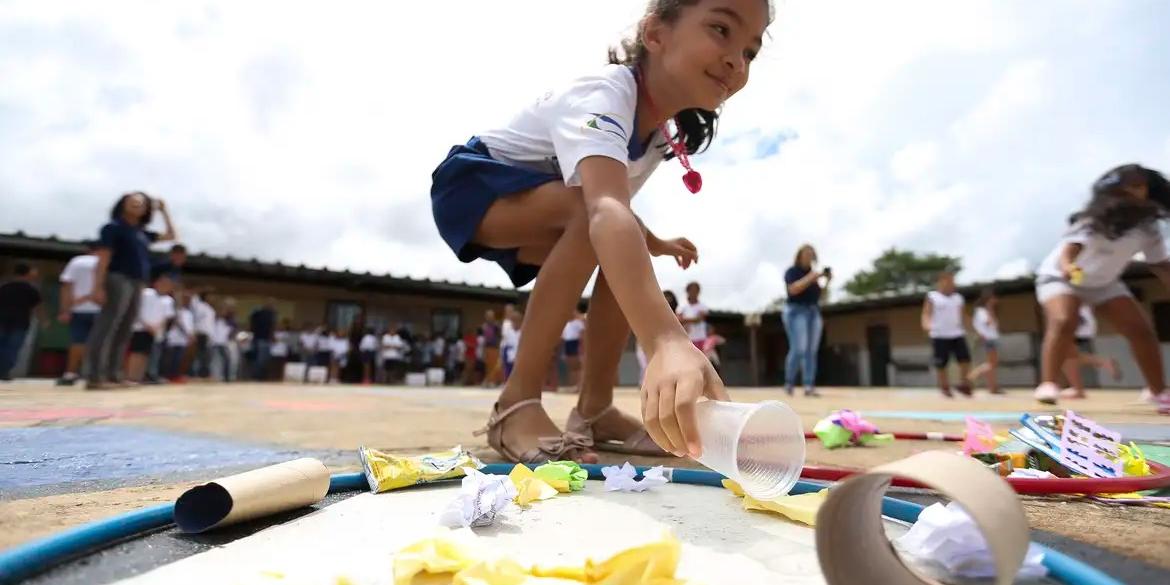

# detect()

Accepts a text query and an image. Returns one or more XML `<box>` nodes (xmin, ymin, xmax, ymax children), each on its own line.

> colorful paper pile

<box><xmin>812</xmin><ymin>410</ymin><xmax>894</xmax><ymax>449</ymax></box>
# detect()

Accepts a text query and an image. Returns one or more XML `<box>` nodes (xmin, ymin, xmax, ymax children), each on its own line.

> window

<box><xmin>1153</xmin><ymin>302</ymin><xmax>1170</xmax><ymax>342</ymax></box>
<box><xmin>326</xmin><ymin>301</ymin><xmax>363</xmax><ymax>332</ymax></box>
<box><xmin>432</xmin><ymin>309</ymin><xmax>462</xmax><ymax>340</ymax></box>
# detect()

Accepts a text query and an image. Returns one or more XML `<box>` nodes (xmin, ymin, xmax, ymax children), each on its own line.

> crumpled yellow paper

<box><xmin>393</xmin><ymin>531</ymin><xmax>684</xmax><ymax>585</ymax></box>
<box><xmin>1119</xmin><ymin>442</ymin><xmax>1151</xmax><ymax>477</ymax></box>
<box><xmin>509</xmin><ymin>464</ymin><xmax>559</xmax><ymax>505</ymax></box>
<box><xmin>721</xmin><ymin>479</ymin><xmax>828</xmax><ymax>526</ymax></box>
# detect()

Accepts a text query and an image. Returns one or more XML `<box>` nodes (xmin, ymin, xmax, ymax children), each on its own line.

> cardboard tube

<box><xmin>173</xmin><ymin>458</ymin><xmax>330</xmax><ymax>533</ymax></box>
<box><xmin>815</xmin><ymin>451</ymin><xmax>1030</xmax><ymax>585</ymax></box>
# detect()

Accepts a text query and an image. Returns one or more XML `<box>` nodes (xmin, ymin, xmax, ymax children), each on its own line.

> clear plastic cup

<box><xmin>693</xmin><ymin>399</ymin><xmax>805</xmax><ymax>500</ymax></box>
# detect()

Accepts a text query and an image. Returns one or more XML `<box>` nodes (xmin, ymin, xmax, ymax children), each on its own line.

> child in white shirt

<box><xmin>1033</xmin><ymin>164</ymin><xmax>1170</xmax><ymax>410</ymax></box>
<box><xmin>921</xmin><ymin>271</ymin><xmax>972</xmax><ymax>397</ymax></box>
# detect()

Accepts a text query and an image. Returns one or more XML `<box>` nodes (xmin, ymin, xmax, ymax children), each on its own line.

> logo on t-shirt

<box><xmin>585</xmin><ymin>113</ymin><xmax>627</xmax><ymax>141</ymax></box>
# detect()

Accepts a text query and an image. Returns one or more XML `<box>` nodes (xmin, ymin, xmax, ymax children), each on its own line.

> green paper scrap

<box><xmin>813</xmin><ymin>418</ymin><xmax>854</xmax><ymax>449</ymax></box>
<box><xmin>859</xmin><ymin>433</ymin><xmax>895</xmax><ymax>446</ymax></box>
<box><xmin>533</xmin><ymin>461</ymin><xmax>587</xmax><ymax>492</ymax></box>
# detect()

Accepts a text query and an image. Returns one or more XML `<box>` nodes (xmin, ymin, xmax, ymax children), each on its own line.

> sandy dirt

<box><xmin>1</xmin><ymin>380</ymin><xmax>1167</xmax><ymax>569</ymax></box>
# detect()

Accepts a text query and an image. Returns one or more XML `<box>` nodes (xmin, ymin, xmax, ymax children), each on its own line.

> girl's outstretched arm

<box><xmin>577</xmin><ymin>155</ymin><xmax>727</xmax><ymax>458</ymax></box>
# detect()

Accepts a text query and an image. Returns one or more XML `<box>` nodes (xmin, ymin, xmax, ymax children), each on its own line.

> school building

<box><xmin>2</xmin><ymin>231</ymin><xmax>1167</xmax><ymax>388</ymax></box>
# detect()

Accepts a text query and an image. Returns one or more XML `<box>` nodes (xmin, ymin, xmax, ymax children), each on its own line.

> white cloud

<box><xmin>2</xmin><ymin>0</ymin><xmax>1169</xmax><ymax>312</ymax></box>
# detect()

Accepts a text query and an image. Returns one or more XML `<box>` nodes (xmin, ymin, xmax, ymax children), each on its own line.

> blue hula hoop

<box><xmin>0</xmin><ymin>465</ymin><xmax>1122</xmax><ymax>585</ymax></box>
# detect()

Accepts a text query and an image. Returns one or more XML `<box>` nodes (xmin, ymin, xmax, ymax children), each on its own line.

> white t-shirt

<box><xmin>272</xmin><ymin>331</ymin><xmax>289</xmax><ymax>357</ymax></box>
<box><xmin>156</xmin><ymin>296</ymin><xmax>175</xmax><ymax>341</ymax></box>
<box><xmin>677</xmin><ymin>302</ymin><xmax>710</xmax><ymax>342</ymax></box>
<box><xmin>331</xmin><ymin>336</ymin><xmax>350</xmax><ymax>358</ymax></box>
<box><xmin>167</xmin><ymin>308</ymin><xmax>193</xmax><ymax>347</ymax></box>
<box><xmin>315</xmin><ymin>334</ymin><xmax>334</xmax><ymax>353</ymax></box>
<box><xmin>59</xmin><ymin>254</ymin><xmax>100</xmax><ymax>313</ymax></box>
<box><xmin>300</xmin><ymin>332</ymin><xmax>318</xmax><ymax>353</ymax></box>
<box><xmin>191</xmin><ymin>296</ymin><xmax>216</xmax><ymax>336</ymax></box>
<box><xmin>501</xmin><ymin>320</ymin><xmax>518</xmax><ymax>346</ymax></box>
<box><xmin>478</xmin><ymin>64</ymin><xmax>665</xmax><ymax>193</ymax></box>
<box><xmin>211</xmin><ymin>318</ymin><xmax>232</xmax><ymax>346</ymax></box>
<box><xmin>927</xmin><ymin>291</ymin><xmax>965</xmax><ymax>339</ymax></box>
<box><xmin>452</xmin><ymin>339</ymin><xmax>466</xmax><ymax>363</ymax></box>
<box><xmin>562</xmin><ymin>318</ymin><xmax>585</xmax><ymax>342</ymax></box>
<box><xmin>1076</xmin><ymin>306</ymin><xmax>1097</xmax><ymax>339</ymax></box>
<box><xmin>359</xmin><ymin>334</ymin><xmax>378</xmax><ymax>352</ymax></box>
<box><xmin>381</xmin><ymin>334</ymin><xmax>406</xmax><ymax>360</ymax></box>
<box><xmin>134</xmin><ymin>288</ymin><xmax>166</xmax><ymax>333</ymax></box>
<box><xmin>972</xmin><ymin>307</ymin><xmax>999</xmax><ymax>341</ymax></box>
<box><xmin>1037</xmin><ymin>219</ymin><xmax>1170</xmax><ymax>288</ymax></box>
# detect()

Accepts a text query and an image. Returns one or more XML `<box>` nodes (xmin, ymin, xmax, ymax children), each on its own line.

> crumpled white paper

<box><xmin>439</xmin><ymin>467</ymin><xmax>517</xmax><ymax>528</ymax></box>
<box><xmin>1007</xmin><ymin>468</ymin><xmax>1056</xmax><ymax>479</ymax></box>
<box><xmin>894</xmin><ymin>502</ymin><xmax>1047</xmax><ymax>581</ymax></box>
<box><xmin>601</xmin><ymin>462</ymin><xmax>669</xmax><ymax>492</ymax></box>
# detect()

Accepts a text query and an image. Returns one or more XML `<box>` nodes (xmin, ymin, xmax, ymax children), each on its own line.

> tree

<box><xmin>843</xmin><ymin>248</ymin><xmax>962</xmax><ymax>297</ymax></box>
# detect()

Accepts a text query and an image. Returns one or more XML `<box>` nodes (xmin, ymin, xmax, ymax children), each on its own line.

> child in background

<box><xmin>967</xmin><ymin>288</ymin><xmax>1003</xmax><ymax>394</ymax></box>
<box><xmin>313</xmin><ymin>325</ymin><xmax>333</xmax><ymax>370</ymax></box>
<box><xmin>561</xmin><ymin>302</ymin><xmax>587</xmax><ymax>387</ymax></box>
<box><xmin>461</xmin><ymin>330</ymin><xmax>478</xmax><ymax>386</ymax></box>
<box><xmin>164</xmin><ymin>292</ymin><xmax>193</xmax><ymax>381</ymax></box>
<box><xmin>359</xmin><ymin>327</ymin><xmax>378</xmax><ymax>384</ymax></box>
<box><xmin>701</xmin><ymin>325</ymin><xmax>727</xmax><ymax>375</ymax></box>
<box><xmin>1033</xmin><ymin>164</ymin><xmax>1170</xmax><ymax>409</ymax></box>
<box><xmin>188</xmin><ymin>289</ymin><xmax>216</xmax><ymax>381</ymax></box>
<box><xmin>448</xmin><ymin>336</ymin><xmax>466</xmax><ymax>385</ymax></box>
<box><xmin>502</xmin><ymin>310</ymin><xmax>523</xmax><ymax>380</ymax></box>
<box><xmin>921</xmin><ymin>271</ymin><xmax>973</xmax><ymax>397</ymax></box>
<box><xmin>126</xmin><ymin>274</ymin><xmax>174</xmax><ymax>383</ymax></box>
<box><xmin>676</xmin><ymin>282</ymin><xmax>710</xmax><ymax>349</ymax></box>
<box><xmin>299</xmin><ymin>325</ymin><xmax>319</xmax><ymax>365</ymax></box>
<box><xmin>1059</xmin><ymin>288</ymin><xmax>1124</xmax><ymax>399</ymax></box>
<box><xmin>330</xmin><ymin>328</ymin><xmax>349</xmax><ymax>384</ymax></box>
<box><xmin>381</xmin><ymin>327</ymin><xmax>407</xmax><ymax>384</ymax></box>
<box><xmin>210</xmin><ymin>307</ymin><xmax>233</xmax><ymax>382</ymax></box>
<box><xmin>270</xmin><ymin>319</ymin><xmax>291</xmax><ymax>381</ymax></box>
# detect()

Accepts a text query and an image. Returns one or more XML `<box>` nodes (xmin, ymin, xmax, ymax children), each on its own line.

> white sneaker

<box><xmin>1034</xmin><ymin>382</ymin><xmax>1060</xmax><ymax>405</ymax></box>
<box><xmin>1139</xmin><ymin>388</ymin><xmax>1156</xmax><ymax>403</ymax></box>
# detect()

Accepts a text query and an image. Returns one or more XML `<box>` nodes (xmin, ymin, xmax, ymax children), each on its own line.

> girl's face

<box><xmin>647</xmin><ymin>0</ymin><xmax>768</xmax><ymax>111</ymax></box>
<box><xmin>124</xmin><ymin>194</ymin><xmax>148</xmax><ymax>221</ymax></box>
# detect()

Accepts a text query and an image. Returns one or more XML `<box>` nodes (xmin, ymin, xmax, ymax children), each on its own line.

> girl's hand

<box><xmin>154</xmin><ymin>198</ymin><xmax>167</xmax><ymax>212</ymax></box>
<box><xmin>650</xmin><ymin>237</ymin><xmax>699</xmax><ymax>269</ymax></box>
<box><xmin>640</xmin><ymin>337</ymin><xmax>729</xmax><ymax>457</ymax></box>
<box><xmin>91</xmin><ymin>288</ymin><xmax>106</xmax><ymax>306</ymax></box>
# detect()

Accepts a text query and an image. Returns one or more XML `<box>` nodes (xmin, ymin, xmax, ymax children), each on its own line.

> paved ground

<box><xmin>1</xmin><ymin>379</ymin><xmax>1168</xmax><ymax>578</ymax></box>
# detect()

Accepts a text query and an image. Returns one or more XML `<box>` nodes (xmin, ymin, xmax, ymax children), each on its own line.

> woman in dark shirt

<box><xmin>85</xmin><ymin>192</ymin><xmax>176</xmax><ymax>390</ymax></box>
<box><xmin>783</xmin><ymin>244</ymin><xmax>830</xmax><ymax>396</ymax></box>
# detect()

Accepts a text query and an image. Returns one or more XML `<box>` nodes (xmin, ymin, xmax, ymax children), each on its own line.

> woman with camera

<box><xmin>784</xmin><ymin>244</ymin><xmax>830</xmax><ymax>397</ymax></box>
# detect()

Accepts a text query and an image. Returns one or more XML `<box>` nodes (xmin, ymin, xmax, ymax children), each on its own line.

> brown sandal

<box><xmin>474</xmin><ymin>399</ymin><xmax>594</xmax><ymax>464</ymax></box>
<box><xmin>566</xmin><ymin>405</ymin><xmax>670</xmax><ymax>457</ymax></box>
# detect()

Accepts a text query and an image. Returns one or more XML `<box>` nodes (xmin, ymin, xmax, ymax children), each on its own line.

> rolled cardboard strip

<box><xmin>173</xmin><ymin>458</ymin><xmax>330</xmax><ymax>533</ymax></box>
<box><xmin>815</xmin><ymin>451</ymin><xmax>1030</xmax><ymax>585</ymax></box>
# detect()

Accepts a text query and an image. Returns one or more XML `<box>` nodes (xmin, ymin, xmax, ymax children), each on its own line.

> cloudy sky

<box><xmin>3</xmin><ymin>0</ymin><xmax>1169</xmax><ymax>310</ymax></box>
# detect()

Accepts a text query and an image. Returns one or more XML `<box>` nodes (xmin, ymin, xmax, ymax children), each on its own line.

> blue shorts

<box><xmin>69</xmin><ymin>312</ymin><xmax>97</xmax><ymax>345</ymax></box>
<box><xmin>431</xmin><ymin>136</ymin><xmax>560</xmax><ymax>287</ymax></box>
<box><xmin>563</xmin><ymin>339</ymin><xmax>581</xmax><ymax>357</ymax></box>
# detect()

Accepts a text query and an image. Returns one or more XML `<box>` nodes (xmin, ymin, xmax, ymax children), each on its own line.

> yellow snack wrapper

<box><xmin>360</xmin><ymin>446</ymin><xmax>483</xmax><ymax>493</ymax></box>
<box><xmin>509</xmin><ymin>464</ymin><xmax>559</xmax><ymax>505</ymax></box>
<box><xmin>393</xmin><ymin>531</ymin><xmax>683</xmax><ymax>585</ymax></box>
